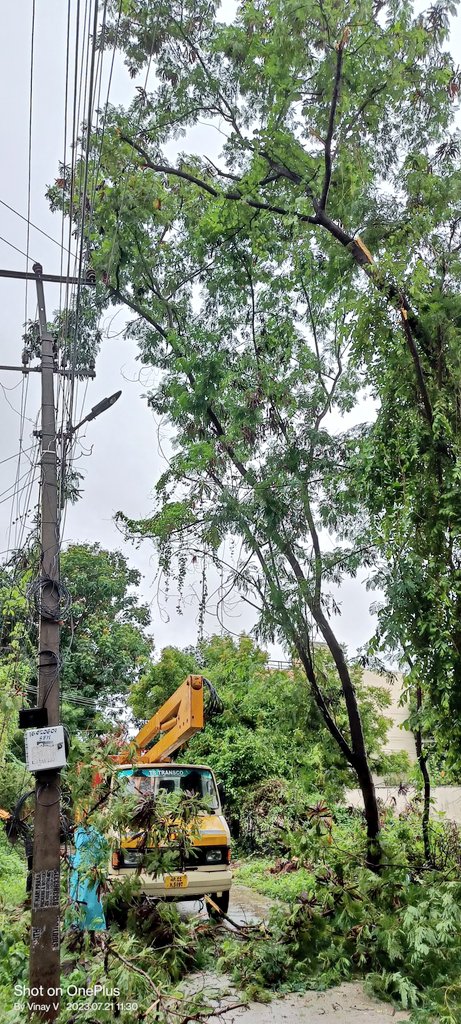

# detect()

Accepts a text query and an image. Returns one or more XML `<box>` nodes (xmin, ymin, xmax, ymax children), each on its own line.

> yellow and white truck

<box><xmin>107</xmin><ymin>675</ymin><xmax>232</xmax><ymax>916</ymax></box>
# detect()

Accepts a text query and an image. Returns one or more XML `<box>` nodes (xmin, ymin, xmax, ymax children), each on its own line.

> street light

<box><xmin>71</xmin><ymin>389</ymin><xmax>122</xmax><ymax>434</ymax></box>
<box><xmin>60</xmin><ymin>390</ymin><xmax>122</xmax><ymax>508</ymax></box>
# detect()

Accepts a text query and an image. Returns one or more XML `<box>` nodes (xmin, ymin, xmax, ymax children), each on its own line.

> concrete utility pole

<box><xmin>0</xmin><ymin>262</ymin><xmax>120</xmax><ymax>1020</ymax></box>
<box><xmin>29</xmin><ymin>262</ymin><xmax>62</xmax><ymax>1020</ymax></box>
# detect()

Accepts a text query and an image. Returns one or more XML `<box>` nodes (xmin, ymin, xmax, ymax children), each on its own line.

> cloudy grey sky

<box><xmin>0</xmin><ymin>2</ymin><xmax>458</xmax><ymax>662</ymax></box>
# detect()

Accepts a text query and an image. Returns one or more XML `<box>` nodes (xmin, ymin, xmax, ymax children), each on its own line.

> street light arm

<box><xmin>70</xmin><ymin>390</ymin><xmax>122</xmax><ymax>434</ymax></box>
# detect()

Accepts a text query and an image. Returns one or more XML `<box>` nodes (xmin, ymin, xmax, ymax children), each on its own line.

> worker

<box><xmin>69</xmin><ymin>824</ymin><xmax>107</xmax><ymax>931</ymax></box>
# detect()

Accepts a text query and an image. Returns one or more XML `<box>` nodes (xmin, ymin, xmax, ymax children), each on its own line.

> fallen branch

<box><xmin>107</xmin><ymin>940</ymin><xmax>163</xmax><ymax>999</ymax></box>
<box><xmin>178</xmin><ymin>1004</ymin><xmax>247</xmax><ymax>1024</ymax></box>
<box><xmin>204</xmin><ymin>894</ymin><xmax>266</xmax><ymax>934</ymax></box>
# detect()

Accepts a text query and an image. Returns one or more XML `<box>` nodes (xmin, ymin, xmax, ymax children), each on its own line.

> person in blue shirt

<box><xmin>69</xmin><ymin>824</ymin><xmax>107</xmax><ymax>931</ymax></box>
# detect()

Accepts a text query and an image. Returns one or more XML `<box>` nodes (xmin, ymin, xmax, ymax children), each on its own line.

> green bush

<box><xmin>0</xmin><ymin>831</ymin><xmax>26</xmax><ymax>910</ymax></box>
<box><xmin>237</xmin><ymin>858</ymin><xmax>317</xmax><ymax>903</ymax></box>
<box><xmin>0</xmin><ymin>758</ymin><xmax>31</xmax><ymax>816</ymax></box>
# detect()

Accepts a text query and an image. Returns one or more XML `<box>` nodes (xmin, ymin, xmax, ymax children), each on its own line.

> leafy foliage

<box><xmin>131</xmin><ymin>635</ymin><xmax>402</xmax><ymax>847</ymax></box>
<box><xmin>228</xmin><ymin>813</ymin><xmax>461</xmax><ymax>1020</ymax></box>
<box><xmin>0</xmin><ymin>543</ymin><xmax>153</xmax><ymax>737</ymax></box>
<box><xmin>58</xmin><ymin>543</ymin><xmax>153</xmax><ymax>731</ymax></box>
<box><xmin>48</xmin><ymin>0</ymin><xmax>461</xmax><ymax>834</ymax></box>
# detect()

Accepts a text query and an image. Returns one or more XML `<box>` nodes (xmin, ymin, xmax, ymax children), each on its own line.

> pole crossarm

<box><xmin>0</xmin><ymin>267</ymin><xmax>96</xmax><ymax>285</ymax></box>
<box><xmin>0</xmin><ymin>365</ymin><xmax>95</xmax><ymax>377</ymax></box>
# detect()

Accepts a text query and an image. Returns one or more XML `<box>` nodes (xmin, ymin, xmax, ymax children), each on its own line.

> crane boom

<box><xmin>114</xmin><ymin>675</ymin><xmax>205</xmax><ymax>765</ymax></box>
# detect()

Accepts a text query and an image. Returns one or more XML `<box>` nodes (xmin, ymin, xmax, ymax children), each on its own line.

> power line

<box><xmin>58</xmin><ymin>0</ymin><xmax>92</xmax><ymax>532</ymax></box>
<box><xmin>0</xmin><ymin>234</ymin><xmax>37</xmax><ymax>263</ymax></box>
<box><xmin>0</xmin><ymin>472</ymin><xmax>40</xmax><ymax>507</ymax></box>
<box><xmin>0</xmin><ymin>444</ymin><xmax>37</xmax><ymax>468</ymax></box>
<box><xmin>25</xmin><ymin>684</ymin><xmax>99</xmax><ymax>709</ymax></box>
<box><xmin>59</xmin><ymin>1</ymin><xmax>117</xmax><ymax>539</ymax></box>
<box><xmin>65</xmin><ymin>0</ymin><xmax>92</xmax><ymax>462</ymax></box>
<box><xmin>0</xmin><ymin>380</ymin><xmax>36</xmax><ymax>422</ymax></box>
<box><xmin>72</xmin><ymin>0</ymin><xmax>100</xmax><ymax>400</ymax></box>
<box><xmin>14</xmin><ymin>0</ymin><xmax>37</xmax><ymax>560</ymax></box>
<box><xmin>56</xmin><ymin>0</ymin><xmax>74</xmax><ymax>480</ymax></box>
<box><xmin>0</xmin><ymin>200</ymin><xmax>78</xmax><ymax>260</ymax></box>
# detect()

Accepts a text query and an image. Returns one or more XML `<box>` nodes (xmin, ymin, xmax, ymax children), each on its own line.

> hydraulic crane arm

<box><xmin>114</xmin><ymin>675</ymin><xmax>205</xmax><ymax>765</ymax></box>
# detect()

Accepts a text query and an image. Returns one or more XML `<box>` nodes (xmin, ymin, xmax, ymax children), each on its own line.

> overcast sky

<box><xmin>0</xmin><ymin>2</ymin><xmax>459</xmax><ymax>663</ymax></box>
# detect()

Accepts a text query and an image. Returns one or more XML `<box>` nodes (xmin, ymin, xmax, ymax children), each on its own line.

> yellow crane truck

<box><xmin>107</xmin><ymin>675</ymin><xmax>232</xmax><ymax>916</ymax></box>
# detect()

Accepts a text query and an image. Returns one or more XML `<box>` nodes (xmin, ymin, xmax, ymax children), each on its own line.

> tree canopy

<box><xmin>58</xmin><ymin>543</ymin><xmax>153</xmax><ymax>730</ymax></box>
<box><xmin>48</xmin><ymin>0</ymin><xmax>461</xmax><ymax>847</ymax></box>
<box><xmin>0</xmin><ymin>543</ymin><xmax>153</xmax><ymax>741</ymax></box>
<box><xmin>131</xmin><ymin>635</ymin><xmax>402</xmax><ymax>846</ymax></box>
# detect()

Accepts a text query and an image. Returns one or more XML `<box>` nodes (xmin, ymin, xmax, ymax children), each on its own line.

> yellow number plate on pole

<box><xmin>164</xmin><ymin>873</ymin><xmax>188</xmax><ymax>889</ymax></box>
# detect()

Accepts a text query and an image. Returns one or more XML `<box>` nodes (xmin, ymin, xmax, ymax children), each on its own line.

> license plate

<box><xmin>164</xmin><ymin>873</ymin><xmax>188</xmax><ymax>889</ymax></box>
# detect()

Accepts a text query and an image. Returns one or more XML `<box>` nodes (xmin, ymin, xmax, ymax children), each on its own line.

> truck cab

<box><xmin>108</xmin><ymin>762</ymin><xmax>231</xmax><ymax>913</ymax></box>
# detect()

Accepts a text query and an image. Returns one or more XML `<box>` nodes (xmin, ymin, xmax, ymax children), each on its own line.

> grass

<box><xmin>236</xmin><ymin>858</ymin><xmax>316</xmax><ymax>903</ymax></box>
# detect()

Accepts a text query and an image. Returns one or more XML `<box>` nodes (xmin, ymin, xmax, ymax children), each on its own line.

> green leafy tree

<box><xmin>48</xmin><ymin>0</ymin><xmax>461</xmax><ymax>859</ymax></box>
<box><xmin>130</xmin><ymin>644</ymin><xmax>197</xmax><ymax>722</ymax></box>
<box><xmin>0</xmin><ymin>544</ymin><xmax>153</xmax><ymax>737</ymax></box>
<box><xmin>132</xmin><ymin>635</ymin><xmax>394</xmax><ymax>842</ymax></box>
<box><xmin>59</xmin><ymin>544</ymin><xmax>153</xmax><ymax>730</ymax></box>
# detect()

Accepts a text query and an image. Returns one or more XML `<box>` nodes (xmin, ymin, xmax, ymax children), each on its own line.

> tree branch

<box><xmin>313</xmin><ymin>206</ymin><xmax>434</xmax><ymax>424</ymax></box>
<box><xmin>319</xmin><ymin>34</ymin><xmax>347</xmax><ymax>210</ymax></box>
<box><xmin>119</xmin><ymin>134</ymin><xmax>318</xmax><ymax>224</ymax></box>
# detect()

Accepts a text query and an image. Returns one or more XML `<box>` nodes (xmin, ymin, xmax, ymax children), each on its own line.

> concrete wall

<box><xmin>345</xmin><ymin>785</ymin><xmax>461</xmax><ymax>824</ymax></box>
<box><xmin>362</xmin><ymin>668</ymin><xmax>417</xmax><ymax>761</ymax></box>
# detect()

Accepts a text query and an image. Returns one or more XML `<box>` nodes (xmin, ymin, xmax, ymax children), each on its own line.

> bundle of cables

<box><xmin>202</xmin><ymin>677</ymin><xmax>224</xmax><ymax>719</ymax></box>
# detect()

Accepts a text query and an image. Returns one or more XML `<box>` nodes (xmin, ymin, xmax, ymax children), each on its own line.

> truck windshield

<box><xmin>117</xmin><ymin>767</ymin><xmax>219</xmax><ymax>810</ymax></box>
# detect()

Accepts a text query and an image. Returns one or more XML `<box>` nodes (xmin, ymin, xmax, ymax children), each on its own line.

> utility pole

<box><xmin>0</xmin><ymin>262</ymin><xmax>121</xmax><ymax>1021</ymax></box>
<box><xmin>28</xmin><ymin>263</ymin><xmax>61</xmax><ymax>1020</ymax></box>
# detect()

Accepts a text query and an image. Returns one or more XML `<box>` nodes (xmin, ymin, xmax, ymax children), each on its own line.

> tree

<box><xmin>0</xmin><ymin>544</ymin><xmax>153</xmax><ymax>735</ymax></box>
<box><xmin>49</xmin><ymin>0</ymin><xmax>461</xmax><ymax>860</ymax></box>
<box><xmin>60</xmin><ymin>544</ymin><xmax>153</xmax><ymax>730</ymax></box>
<box><xmin>131</xmin><ymin>635</ymin><xmax>395</xmax><ymax>841</ymax></box>
<box><xmin>130</xmin><ymin>644</ymin><xmax>197</xmax><ymax>722</ymax></box>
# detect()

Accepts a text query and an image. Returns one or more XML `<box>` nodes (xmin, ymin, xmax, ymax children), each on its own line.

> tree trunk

<box><xmin>296</xmin><ymin>634</ymin><xmax>381</xmax><ymax>869</ymax></box>
<box><xmin>315</xmin><ymin>615</ymin><xmax>382</xmax><ymax>867</ymax></box>
<box><xmin>415</xmin><ymin>686</ymin><xmax>432</xmax><ymax>864</ymax></box>
<box><xmin>354</xmin><ymin>753</ymin><xmax>381</xmax><ymax>869</ymax></box>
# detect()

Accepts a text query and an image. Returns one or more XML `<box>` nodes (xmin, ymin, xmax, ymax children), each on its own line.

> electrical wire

<box><xmin>58</xmin><ymin>0</ymin><xmax>86</xmax><ymax>484</ymax></box>
<box><xmin>0</xmin><ymin>380</ymin><xmax>35</xmax><ymax>422</ymax></box>
<box><xmin>60</xmin><ymin>0</ymin><xmax>95</xmax><ymax>517</ymax></box>
<box><xmin>0</xmin><ymin>466</ymin><xmax>40</xmax><ymax>505</ymax></box>
<box><xmin>6</xmin><ymin>3</ymin><xmax>37</xmax><ymax>567</ymax></box>
<box><xmin>55</xmin><ymin>0</ymin><xmax>75</xmax><ymax>520</ymax></box>
<box><xmin>27</xmin><ymin>576</ymin><xmax>72</xmax><ymax>622</ymax></box>
<box><xmin>24</xmin><ymin>685</ymin><xmax>99</xmax><ymax>710</ymax></box>
<box><xmin>0</xmin><ymin>4</ymin><xmax>61</xmax><ymax>720</ymax></box>
<box><xmin>59</xmin><ymin>0</ymin><xmax>119</xmax><ymax>544</ymax></box>
<box><xmin>68</xmin><ymin>0</ymin><xmax>93</xmax><ymax>408</ymax></box>
<box><xmin>1</xmin><ymin>5</ymin><xmax>121</xmax><ymax>728</ymax></box>
<box><xmin>0</xmin><ymin>444</ymin><xmax>37</xmax><ymax>468</ymax></box>
<box><xmin>0</xmin><ymin>234</ymin><xmax>37</xmax><ymax>263</ymax></box>
<box><xmin>0</xmin><ymin>200</ymin><xmax>78</xmax><ymax>260</ymax></box>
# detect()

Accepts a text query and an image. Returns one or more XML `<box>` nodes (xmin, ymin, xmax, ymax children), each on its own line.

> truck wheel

<box><xmin>206</xmin><ymin>890</ymin><xmax>230</xmax><ymax>918</ymax></box>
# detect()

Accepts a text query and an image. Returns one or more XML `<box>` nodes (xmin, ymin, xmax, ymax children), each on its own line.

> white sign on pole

<box><xmin>24</xmin><ymin>726</ymin><xmax>67</xmax><ymax>772</ymax></box>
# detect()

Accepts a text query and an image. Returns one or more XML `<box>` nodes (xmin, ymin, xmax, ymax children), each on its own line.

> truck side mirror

<box><xmin>217</xmin><ymin>782</ymin><xmax>225</xmax><ymax>805</ymax></box>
